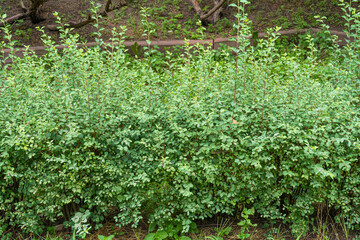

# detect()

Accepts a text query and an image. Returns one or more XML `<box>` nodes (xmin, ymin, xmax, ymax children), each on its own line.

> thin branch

<box><xmin>200</xmin><ymin>0</ymin><xmax>226</xmax><ymax>20</ymax></box>
<box><xmin>0</xmin><ymin>1</ymin><xmax>30</xmax><ymax>27</ymax></box>
<box><xmin>20</xmin><ymin>1</ymin><xmax>28</xmax><ymax>12</ymax></box>
<box><xmin>189</xmin><ymin>0</ymin><xmax>226</xmax><ymax>22</ymax></box>
<box><xmin>189</xmin><ymin>0</ymin><xmax>203</xmax><ymax>16</ymax></box>
<box><xmin>212</xmin><ymin>0</ymin><xmax>222</xmax><ymax>23</ymax></box>
<box><xmin>105</xmin><ymin>0</ymin><xmax>112</xmax><ymax>12</ymax></box>
<box><xmin>47</xmin><ymin>0</ymin><xmax>126</xmax><ymax>31</ymax></box>
<box><xmin>0</xmin><ymin>13</ymin><xmax>28</xmax><ymax>27</ymax></box>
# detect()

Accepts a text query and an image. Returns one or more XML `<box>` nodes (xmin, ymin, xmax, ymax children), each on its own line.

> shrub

<box><xmin>0</xmin><ymin>1</ymin><xmax>360</xmax><ymax>237</ymax></box>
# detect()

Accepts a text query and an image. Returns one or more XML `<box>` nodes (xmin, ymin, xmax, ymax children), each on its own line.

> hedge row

<box><xmin>1</xmin><ymin>22</ymin><xmax>360</xmax><ymax>237</ymax></box>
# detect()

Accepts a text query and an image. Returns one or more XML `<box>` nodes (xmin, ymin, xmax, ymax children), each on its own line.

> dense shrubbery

<box><xmin>1</xmin><ymin>1</ymin><xmax>360</xmax><ymax>238</ymax></box>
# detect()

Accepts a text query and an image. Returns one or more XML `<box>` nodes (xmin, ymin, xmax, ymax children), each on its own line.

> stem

<box><xmin>87</xmin><ymin>76</ymin><xmax>91</xmax><ymax>133</ymax></box>
<box><xmin>233</xmin><ymin>52</ymin><xmax>238</xmax><ymax>119</ymax></box>
<box><xmin>232</xmin><ymin>0</ymin><xmax>241</xmax><ymax>120</ymax></box>
<box><xmin>261</xmin><ymin>73</ymin><xmax>266</xmax><ymax>132</ymax></box>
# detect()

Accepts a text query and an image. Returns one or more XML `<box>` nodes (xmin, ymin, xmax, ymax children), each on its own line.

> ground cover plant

<box><xmin>1</xmin><ymin>0</ymin><xmax>360</xmax><ymax>239</ymax></box>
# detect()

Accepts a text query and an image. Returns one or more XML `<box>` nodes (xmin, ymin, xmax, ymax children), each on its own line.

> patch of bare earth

<box><xmin>1</xmin><ymin>0</ymin><xmax>355</xmax><ymax>48</ymax></box>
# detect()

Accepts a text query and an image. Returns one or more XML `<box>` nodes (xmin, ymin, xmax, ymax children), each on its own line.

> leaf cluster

<box><xmin>1</xmin><ymin>3</ymin><xmax>360</xmax><ymax>237</ymax></box>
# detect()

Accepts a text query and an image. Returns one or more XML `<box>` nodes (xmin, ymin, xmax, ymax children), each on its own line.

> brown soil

<box><xmin>51</xmin><ymin>216</ymin><xmax>355</xmax><ymax>240</ymax></box>
<box><xmin>0</xmin><ymin>0</ymin><xmax>354</xmax><ymax>48</ymax></box>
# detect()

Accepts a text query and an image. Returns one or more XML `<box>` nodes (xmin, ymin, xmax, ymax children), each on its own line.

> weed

<box><xmin>97</xmin><ymin>235</ymin><xmax>115</xmax><ymax>240</ymax></box>
<box><xmin>204</xmin><ymin>218</ymin><xmax>232</xmax><ymax>240</ymax></box>
<box><xmin>237</xmin><ymin>207</ymin><xmax>257</xmax><ymax>240</ymax></box>
<box><xmin>144</xmin><ymin>220</ymin><xmax>197</xmax><ymax>240</ymax></box>
<box><xmin>292</xmin><ymin>7</ymin><xmax>310</xmax><ymax>29</ymax></box>
<box><xmin>64</xmin><ymin>211</ymin><xmax>92</xmax><ymax>239</ymax></box>
<box><xmin>132</xmin><ymin>229</ymin><xmax>142</xmax><ymax>240</ymax></box>
<box><xmin>264</xmin><ymin>225</ymin><xmax>286</xmax><ymax>240</ymax></box>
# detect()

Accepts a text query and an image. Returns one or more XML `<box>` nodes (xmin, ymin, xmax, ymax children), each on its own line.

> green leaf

<box><xmin>179</xmin><ymin>236</ymin><xmax>191</xmax><ymax>240</ymax></box>
<box><xmin>144</xmin><ymin>233</ymin><xmax>156</xmax><ymax>240</ymax></box>
<box><xmin>155</xmin><ymin>231</ymin><xmax>169</xmax><ymax>240</ymax></box>
<box><xmin>97</xmin><ymin>235</ymin><xmax>114</xmax><ymax>240</ymax></box>
<box><xmin>223</xmin><ymin>226</ymin><xmax>232</xmax><ymax>235</ymax></box>
<box><xmin>148</xmin><ymin>222</ymin><xmax>157</xmax><ymax>233</ymax></box>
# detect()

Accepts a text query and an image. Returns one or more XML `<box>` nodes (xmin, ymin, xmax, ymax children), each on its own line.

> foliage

<box><xmin>145</xmin><ymin>220</ymin><xmax>197</xmax><ymax>240</ymax></box>
<box><xmin>204</xmin><ymin>218</ymin><xmax>232</xmax><ymax>240</ymax></box>
<box><xmin>1</xmin><ymin>1</ymin><xmax>360</xmax><ymax>239</ymax></box>
<box><xmin>237</xmin><ymin>207</ymin><xmax>256</xmax><ymax>239</ymax></box>
<box><xmin>67</xmin><ymin>210</ymin><xmax>91</xmax><ymax>239</ymax></box>
<box><xmin>97</xmin><ymin>234</ymin><xmax>115</xmax><ymax>240</ymax></box>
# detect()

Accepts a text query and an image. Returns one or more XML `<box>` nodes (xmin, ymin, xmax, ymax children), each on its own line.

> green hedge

<box><xmin>1</xmin><ymin>20</ymin><xmax>360</xmax><ymax>237</ymax></box>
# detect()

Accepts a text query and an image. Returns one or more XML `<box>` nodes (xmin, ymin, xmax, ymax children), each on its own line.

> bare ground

<box><xmin>0</xmin><ymin>0</ymin><xmax>354</xmax><ymax>47</ymax></box>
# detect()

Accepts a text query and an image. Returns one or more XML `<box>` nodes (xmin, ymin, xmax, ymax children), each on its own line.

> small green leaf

<box><xmin>144</xmin><ymin>233</ymin><xmax>156</xmax><ymax>240</ymax></box>
<box><xmin>179</xmin><ymin>236</ymin><xmax>191</xmax><ymax>240</ymax></box>
<box><xmin>155</xmin><ymin>231</ymin><xmax>168</xmax><ymax>240</ymax></box>
<box><xmin>148</xmin><ymin>222</ymin><xmax>157</xmax><ymax>233</ymax></box>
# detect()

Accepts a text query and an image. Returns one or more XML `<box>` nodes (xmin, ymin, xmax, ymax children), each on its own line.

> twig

<box><xmin>0</xmin><ymin>13</ymin><xmax>28</xmax><ymax>27</ymax></box>
<box><xmin>189</xmin><ymin>0</ymin><xmax>203</xmax><ymax>16</ymax></box>
<box><xmin>200</xmin><ymin>0</ymin><xmax>226</xmax><ymax>20</ymax></box>
<box><xmin>20</xmin><ymin>1</ymin><xmax>28</xmax><ymax>12</ymax></box>
<box><xmin>189</xmin><ymin>0</ymin><xmax>226</xmax><ymax>21</ymax></box>
<box><xmin>47</xmin><ymin>0</ymin><xmax>126</xmax><ymax>31</ymax></box>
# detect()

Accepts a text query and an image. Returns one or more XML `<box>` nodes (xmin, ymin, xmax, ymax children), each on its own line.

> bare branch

<box><xmin>212</xmin><ymin>0</ymin><xmax>223</xmax><ymax>23</ymax></box>
<box><xmin>29</xmin><ymin>0</ymin><xmax>49</xmax><ymax>23</ymax></box>
<box><xmin>47</xmin><ymin>0</ymin><xmax>127</xmax><ymax>31</ymax></box>
<box><xmin>189</xmin><ymin>0</ymin><xmax>226</xmax><ymax>23</ymax></box>
<box><xmin>0</xmin><ymin>13</ymin><xmax>28</xmax><ymax>27</ymax></box>
<box><xmin>20</xmin><ymin>1</ymin><xmax>28</xmax><ymax>12</ymax></box>
<box><xmin>105</xmin><ymin>0</ymin><xmax>112</xmax><ymax>12</ymax></box>
<box><xmin>200</xmin><ymin>0</ymin><xmax>226</xmax><ymax>20</ymax></box>
<box><xmin>189</xmin><ymin>0</ymin><xmax>203</xmax><ymax>16</ymax></box>
<box><xmin>0</xmin><ymin>1</ymin><xmax>30</xmax><ymax>27</ymax></box>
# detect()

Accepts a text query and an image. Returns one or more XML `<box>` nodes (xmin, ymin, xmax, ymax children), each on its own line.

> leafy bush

<box><xmin>0</xmin><ymin>1</ymin><xmax>360</xmax><ymax>238</ymax></box>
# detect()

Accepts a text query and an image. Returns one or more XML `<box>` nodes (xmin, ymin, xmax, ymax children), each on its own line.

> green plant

<box><xmin>264</xmin><ymin>225</ymin><xmax>286</xmax><ymax>240</ymax></box>
<box><xmin>127</xmin><ymin>15</ymin><xmax>142</xmax><ymax>38</ymax></box>
<box><xmin>145</xmin><ymin>220</ymin><xmax>197</xmax><ymax>240</ymax></box>
<box><xmin>237</xmin><ymin>207</ymin><xmax>257</xmax><ymax>240</ymax></box>
<box><xmin>141</xmin><ymin>7</ymin><xmax>157</xmax><ymax>41</ymax></box>
<box><xmin>204</xmin><ymin>236</ymin><xmax>222</xmax><ymax>240</ymax></box>
<box><xmin>144</xmin><ymin>231</ymin><xmax>169</xmax><ymax>240</ymax></box>
<box><xmin>204</xmin><ymin>218</ymin><xmax>232</xmax><ymax>240</ymax></box>
<box><xmin>271</xmin><ymin>16</ymin><xmax>291</xmax><ymax>29</ymax></box>
<box><xmin>336</xmin><ymin>214</ymin><xmax>359</xmax><ymax>240</ymax></box>
<box><xmin>66</xmin><ymin>211</ymin><xmax>92</xmax><ymax>239</ymax></box>
<box><xmin>354</xmin><ymin>235</ymin><xmax>360</xmax><ymax>240</ymax></box>
<box><xmin>148</xmin><ymin>5</ymin><xmax>167</xmax><ymax>18</ymax></box>
<box><xmin>130</xmin><ymin>41</ymin><xmax>143</xmax><ymax>58</ymax></box>
<box><xmin>214</xmin><ymin>218</ymin><xmax>232</xmax><ymax>238</ymax></box>
<box><xmin>140</xmin><ymin>7</ymin><xmax>157</xmax><ymax>69</ymax></box>
<box><xmin>311</xmin><ymin>204</ymin><xmax>331</xmax><ymax>240</ymax></box>
<box><xmin>133</xmin><ymin>229</ymin><xmax>143</xmax><ymax>240</ymax></box>
<box><xmin>291</xmin><ymin>7</ymin><xmax>310</xmax><ymax>29</ymax></box>
<box><xmin>98</xmin><ymin>234</ymin><xmax>115</xmax><ymax>240</ymax></box>
<box><xmin>12</xmin><ymin>20</ymin><xmax>32</xmax><ymax>42</ymax></box>
<box><xmin>2</xmin><ymin>1</ymin><xmax>360</xmax><ymax>239</ymax></box>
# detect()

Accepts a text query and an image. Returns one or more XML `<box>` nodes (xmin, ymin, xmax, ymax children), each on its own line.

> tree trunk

<box><xmin>29</xmin><ymin>9</ymin><xmax>42</xmax><ymax>24</ymax></box>
<box><xmin>29</xmin><ymin>0</ymin><xmax>47</xmax><ymax>24</ymax></box>
<box><xmin>213</xmin><ymin>0</ymin><xmax>222</xmax><ymax>23</ymax></box>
